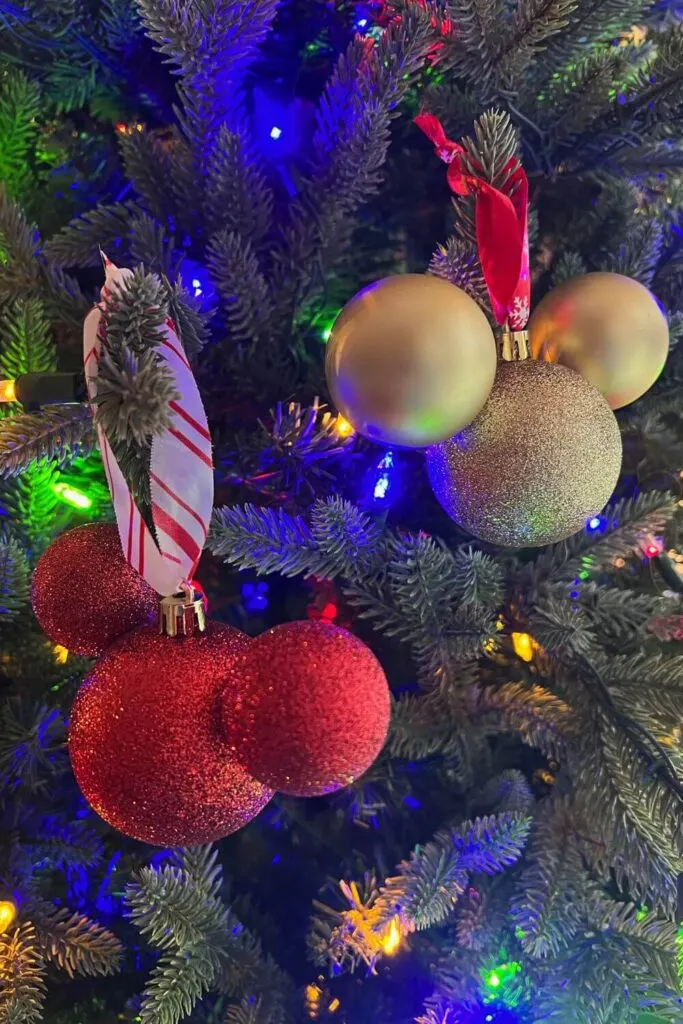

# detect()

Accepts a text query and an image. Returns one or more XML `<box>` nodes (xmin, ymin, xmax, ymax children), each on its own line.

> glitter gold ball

<box><xmin>32</xmin><ymin>524</ymin><xmax>158</xmax><ymax>657</ymax></box>
<box><xmin>325</xmin><ymin>274</ymin><xmax>497</xmax><ymax>447</ymax></box>
<box><xmin>69</xmin><ymin>623</ymin><xmax>273</xmax><ymax>845</ymax></box>
<box><xmin>426</xmin><ymin>360</ymin><xmax>622</xmax><ymax>548</ymax></box>
<box><xmin>221</xmin><ymin>621</ymin><xmax>391</xmax><ymax>797</ymax></box>
<box><xmin>528</xmin><ymin>272</ymin><xmax>669</xmax><ymax>409</ymax></box>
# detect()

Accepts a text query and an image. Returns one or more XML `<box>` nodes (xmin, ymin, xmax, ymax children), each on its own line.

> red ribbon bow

<box><xmin>415</xmin><ymin>113</ymin><xmax>530</xmax><ymax>329</ymax></box>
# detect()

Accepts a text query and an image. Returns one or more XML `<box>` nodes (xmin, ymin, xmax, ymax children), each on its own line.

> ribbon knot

<box><xmin>415</xmin><ymin>112</ymin><xmax>531</xmax><ymax>329</ymax></box>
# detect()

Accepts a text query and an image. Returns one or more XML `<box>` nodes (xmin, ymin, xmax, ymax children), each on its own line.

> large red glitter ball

<box><xmin>69</xmin><ymin>623</ymin><xmax>273</xmax><ymax>845</ymax></box>
<box><xmin>32</xmin><ymin>524</ymin><xmax>158</xmax><ymax>657</ymax></box>
<box><xmin>220</xmin><ymin>621</ymin><xmax>391</xmax><ymax>797</ymax></box>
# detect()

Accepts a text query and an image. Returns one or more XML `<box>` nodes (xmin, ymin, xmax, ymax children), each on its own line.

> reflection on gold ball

<box><xmin>426</xmin><ymin>360</ymin><xmax>622</xmax><ymax>547</ymax></box>
<box><xmin>528</xmin><ymin>272</ymin><xmax>669</xmax><ymax>409</ymax></box>
<box><xmin>325</xmin><ymin>275</ymin><xmax>497</xmax><ymax>447</ymax></box>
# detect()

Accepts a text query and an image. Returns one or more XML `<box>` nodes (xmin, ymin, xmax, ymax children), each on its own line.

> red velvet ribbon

<box><xmin>415</xmin><ymin>112</ymin><xmax>530</xmax><ymax>329</ymax></box>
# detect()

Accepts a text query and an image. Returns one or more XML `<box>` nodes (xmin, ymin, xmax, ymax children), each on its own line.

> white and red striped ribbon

<box><xmin>83</xmin><ymin>258</ymin><xmax>213</xmax><ymax>596</ymax></box>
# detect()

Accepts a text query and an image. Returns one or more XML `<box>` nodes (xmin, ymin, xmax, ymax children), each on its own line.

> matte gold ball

<box><xmin>325</xmin><ymin>275</ymin><xmax>497</xmax><ymax>447</ymax></box>
<box><xmin>426</xmin><ymin>360</ymin><xmax>622</xmax><ymax>548</ymax></box>
<box><xmin>528</xmin><ymin>272</ymin><xmax>669</xmax><ymax>409</ymax></box>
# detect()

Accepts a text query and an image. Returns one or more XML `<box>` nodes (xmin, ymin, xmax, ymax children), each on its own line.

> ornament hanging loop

<box><xmin>497</xmin><ymin>324</ymin><xmax>529</xmax><ymax>362</ymax></box>
<box><xmin>159</xmin><ymin>582</ymin><xmax>206</xmax><ymax>637</ymax></box>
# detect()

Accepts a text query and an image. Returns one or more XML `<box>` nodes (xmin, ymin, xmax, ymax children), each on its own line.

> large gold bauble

<box><xmin>325</xmin><ymin>274</ymin><xmax>497</xmax><ymax>447</ymax></box>
<box><xmin>528</xmin><ymin>272</ymin><xmax>669</xmax><ymax>409</ymax></box>
<box><xmin>426</xmin><ymin>360</ymin><xmax>622</xmax><ymax>548</ymax></box>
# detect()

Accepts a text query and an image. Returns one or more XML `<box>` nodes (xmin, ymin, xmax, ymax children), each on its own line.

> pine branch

<box><xmin>473</xmin><ymin>769</ymin><xmax>535</xmax><ymax>814</ymax></box>
<box><xmin>537</xmin><ymin>49</ymin><xmax>633</xmax><ymax>145</ymax></box>
<box><xmin>0</xmin><ymin>532</ymin><xmax>30</xmax><ymax>618</ymax></box>
<box><xmin>31</xmin><ymin>906</ymin><xmax>122</xmax><ymax>978</ymax></box>
<box><xmin>388</xmin><ymin>694</ymin><xmax>476</xmax><ymax>760</ymax></box>
<box><xmin>374</xmin><ymin>813</ymin><xmax>531</xmax><ymax>930</ymax></box>
<box><xmin>519</xmin><ymin>491</ymin><xmax>678</xmax><ymax>591</ymax></box>
<box><xmin>125</xmin><ymin>864</ymin><xmax>231</xmax><ymax>952</ymax></box>
<box><xmin>309</xmin><ymin>497</ymin><xmax>386</xmax><ymax>578</ymax></box>
<box><xmin>1</xmin><ymin>462</ymin><xmax>60</xmax><ymax>555</ymax></box>
<box><xmin>205</xmin><ymin>124</ymin><xmax>273</xmax><ymax>247</ymax></box>
<box><xmin>511</xmin><ymin>800</ymin><xmax>587</xmax><ymax>957</ymax></box>
<box><xmin>0</xmin><ymin>924</ymin><xmax>47</xmax><ymax>1024</ymax></box>
<box><xmin>428</xmin><ymin>238</ymin><xmax>491</xmax><ymax>313</ymax></box>
<box><xmin>206</xmin><ymin>229</ymin><xmax>275</xmax><ymax>348</ymax></box>
<box><xmin>94</xmin><ymin>347</ymin><xmax>179</xmax><ymax>445</ymax></box>
<box><xmin>0</xmin><ymin>406</ymin><xmax>95</xmax><ymax>478</ymax></box>
<box><xmin>451</xmin><ymin>813</ymin><xmax>533</xmax><ymax>873</ymax></box>
<box><xmin>119</xmin><ymin>131</ymin><xmax>175</xmax><ymax>224</ymax></box>
<box><xmin>552</xmin><ymin>251</ymin><xmax>586</xmax><ymax>285</ymax></box>
<box><xmin>540</xmin><ymin>0</ymin><xmax>652</xmax><ymax>68</ymax></box>
<box><xmin>272</xmin><ymin>10</ymin><xmax>433</xmax><ymax>313</ymax></box>
<box><xmin>208</xmin><ymin>498</ymin><xmax>384</xmax><ymax>580</ymax></box>
<box><xmin>23</xmin><ymin>821</ymin><xmax>104</xmax><ymax>871</ymax></box>
<box><xmin>136</xmin><ymin>0</ymin><xmax>279</xmax><ymax>85</ymax></box>
<box><xmin>494</xmin><ymin>0</ymin><xmax>581</xmax><ymax>89</ymax></box>
<box><xmin>0</xmin><ymin>71</ymin><xmax>41</xmax><ymax>200</ymax></box>
<box><xmin>476</xmin><ymin>682</ymin><xmax>573</xmax><ymax>761</ymax></box>
<box><xmin>129</xmin><ymin>212</ymin><xmax>177</xmax><ymax>275</ymax></box>
<box><xmin>601</xmin><ymin>217</ymin><xmax>664</xmax><ymax>287</ymax></box>
<box><xmin>0</xmin><ymin>187</ymin><xmax>40</xmax><ymax>302</ymax></box>
<box><xmin>138</xmin><ymin>949</ymin><xmax>219</xmax><ymax>1024</ymax></box>
<box><xmin>100</xmin><ymin>265</ymin><xmax>169</xmax><ymax>357</ymax></box>
<box><xmin>443</xmin><ymin>0</ymin><xmax>507</xmax><ymax>95</ymax></box>
<box><xmin>576</xmin><ymin>584</ymin><xmax>671</xmax><ymax>645</ymax></box>
<box><xmin>529</xmin><ymin>594</ymin><xmax>596</xmax><ymax>656</ymax></box>
<box><xmin>44</xmin><ymin>202</ymin><xmax>139</xmax><ymax>268</ymax></box>
<box><xmin>0</xmin><ymin>297</ymin><xmax>56</xmax><ymax>378</ymax></box>
<box><xmin>163</xmin><ymin>275</ymin><xmax>212</xmax><ymax>358</ymax></box>
<box><xmin>0</xmin><ymin>700</ymin><xmax>68</xmax><ymax>791</ymax></box>
<box><xmin>598</xmin><ymin>713</ymin><xmax>683</xmax><ymax>865</ymax></box>
<box><xmin>208</xmin><ymin>504</ymin><xmax>321</xmax><ymax>577</ymax></box>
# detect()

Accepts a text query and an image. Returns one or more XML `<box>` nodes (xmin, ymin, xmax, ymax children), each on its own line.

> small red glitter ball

<box><xmin>220</xmin><ymin>621</ymin><xmax>391</xmax><ymax>797</ymax></box>
<box><xmin>32</xmin><ymin>524</ymin><xmax>158</xmax><ymax>657</ymax></box>
<box><xmin>69</xmin><ymin>623</ymin><xmax>273</xmax><ymax>845</ymax></box>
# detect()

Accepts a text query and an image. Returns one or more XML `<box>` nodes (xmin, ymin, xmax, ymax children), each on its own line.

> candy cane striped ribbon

<box><xmin>83</xmin><ymin>258</ymin><xmax>213</xmax><ymax>596</ymax></box>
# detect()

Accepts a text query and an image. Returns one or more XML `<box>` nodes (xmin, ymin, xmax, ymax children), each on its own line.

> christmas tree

<box><xmin>1</xmin><ymin>1</ymin><xmax>683</xmax><ymax>1022</ymax></box>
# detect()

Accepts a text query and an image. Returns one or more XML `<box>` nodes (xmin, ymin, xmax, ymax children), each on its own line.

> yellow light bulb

<box><xmin>0</xmin><ymin>900</ymin><xmax>17</xmax><ymax>935</ymax></box>
<box><xmin>511</xmin><ymin>631</ymin><xmax>535</xmax><ymax>662</ymax></box>
<box><xmin>334</xmin><ymin>415</ymin><xmax>355</xmax><ymax>438</ymax></box>
<box><xmin>0</xmin><ymin>379</ymin><xmax>17</xmax><ymax>402</ymax></box>
<box><xmin>381</xmin><ymin>917</ymin><xmax>402</xmax><ymax>956</ymax></box>
<box><xmin>327</xmin><ymin>999</ymin><xmax>340</xmax><ymax>1013</ymax></box>
<box><xmin>53</xmin><ymin>643</ymin><xmax>69</xmax><ymax>665</ymax></box>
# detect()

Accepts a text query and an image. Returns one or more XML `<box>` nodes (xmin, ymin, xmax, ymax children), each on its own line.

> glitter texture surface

<box><xmin>221</xmin><ymin>621</ymin><xmax>391</xmax><ymax>797</ymax></box>
<box><xmin>32</xmin><ymin>524</ymin><xmax>158</xmax><ymax>657</ymax></box>
<box><xmin>325</xmin><ymin>274</ymin><xmax>497</xmax><ymax>447</ymax></box>
<box><xmin>69</xmin><ymin>623</ymin><xmax>273</xmax><ymax>845</ymax></box>
<box><xmin>426</xmin><ymin>360</ymin><xmax>622</xmax><ymax>548</ymax></box>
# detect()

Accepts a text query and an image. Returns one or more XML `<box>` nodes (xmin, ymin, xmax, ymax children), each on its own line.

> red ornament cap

<box><xmin>220</xmin><ymin>620</ymin><xmax>391</xmax><ymax>797</ymax></box>
<box><xmin>69</xmin><ymin>622</ymin><xmax>273</xmax><ymax>845</ymax></box>
<box><xmin>32</xmin><ymin>523</ymin><xmax>157</xmax><ymax>657</ymax></box>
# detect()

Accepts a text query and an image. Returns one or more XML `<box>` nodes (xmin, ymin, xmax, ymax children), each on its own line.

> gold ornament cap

<box><xmin>159</xmin><ymin>582</ymin><xmax>206</xmax><ymax>637</ymax></box>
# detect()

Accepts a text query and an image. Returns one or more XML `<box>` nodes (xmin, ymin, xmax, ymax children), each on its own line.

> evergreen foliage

<box><xmin>1</xmin><ymin>0</ymin><xmax>683</xmax><ymax>1021</ymax></box>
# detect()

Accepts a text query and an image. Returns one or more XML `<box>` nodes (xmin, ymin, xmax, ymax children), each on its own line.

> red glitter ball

<box><xmin>69</xmin><ymin>623</ymin><xmax>273</xmax><ymax>845</ymax></box>
<box><xmin>220</xmin><ymin>621</ymin><xmax>391</xmax><ymax>797</ymax></box>
<box><xmin>32</xmin><ymin>524</ymin><xmax>158</xmax><ymax>657</ymax></box>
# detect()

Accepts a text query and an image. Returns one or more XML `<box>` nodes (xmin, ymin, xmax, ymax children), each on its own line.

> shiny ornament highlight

<box><xmin>69</xmin><ymin>623</ymin><xmax>273</xmax><ymax>845</ymax></box>
<box><xmin>32</xmin><ymin>524</ymin><xmax>157</xmax><ymax>657</ymax></box>
<box><xmin>325</xmin><ymin>274</ymin><xmax>497</xmax><ymax>447</ymax></box>
<box><xmin>427</xmin><ymin>360</ymin><xmax>622</xmax><ymax>547</ymax></box>
<box><xmin>0</xmin><ymin>900</ymin><xmax>17</xmax><ymax>935</ymax></box>
<box><xmin>221</xmin><ymin>621</ymin><xmax>391</xmax><ymax>796</ymax></box>
<box><xmin>528</xmin><ymin>272</ymin><xmax>669</xmax><ymax>409</ymax></box>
